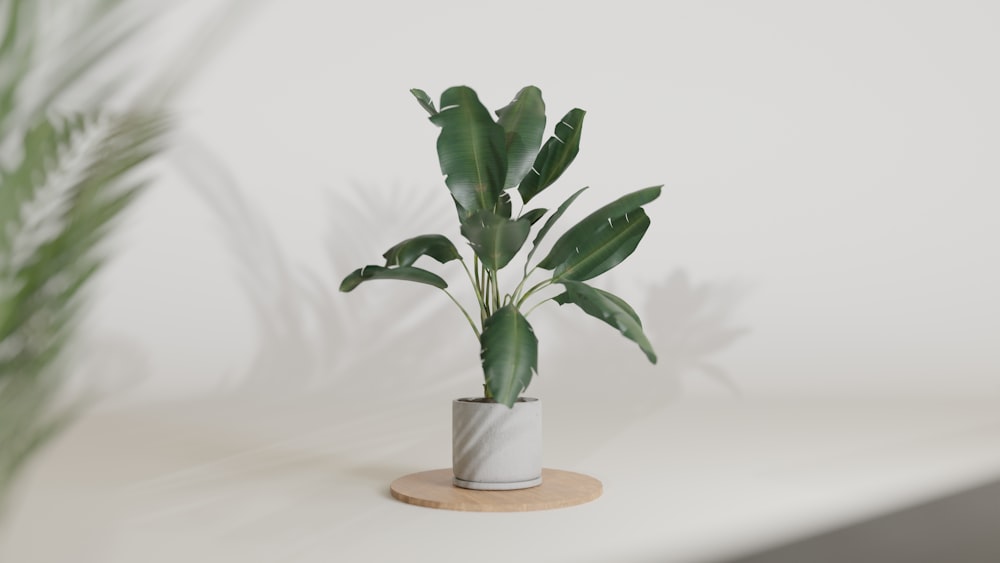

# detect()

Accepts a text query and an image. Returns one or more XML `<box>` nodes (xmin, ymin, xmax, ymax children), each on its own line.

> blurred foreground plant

<box><xmin>0</xmin><ymin>0</ymin><xmax>169</xmax><ymax>511</ymax></box>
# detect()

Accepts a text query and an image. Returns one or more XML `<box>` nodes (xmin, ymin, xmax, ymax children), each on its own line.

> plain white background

<box><xmin>4</xmin><ymin>3</ymin><xmax>1000</xmax><ymax>562</ymax></box>
<box><xmin>88</xmin><ymin>0</ymin><xmax>999</xmax><ymax>403</ymax></box>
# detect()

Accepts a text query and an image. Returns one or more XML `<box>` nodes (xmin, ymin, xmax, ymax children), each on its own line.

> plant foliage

<box><xmin>341</xmin><ymin>86</ymin><xmax>661</xmax><ymax>407</ymax></box>
<box><xmin>0</xmin><ymin>0</ymin><xmax>170</xmax><ymax>512</ymax></box>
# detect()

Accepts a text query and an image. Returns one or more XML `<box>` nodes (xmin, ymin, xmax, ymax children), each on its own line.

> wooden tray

<box><xmin>389</xmin><ymin>468</ymin><xmax>602</xmax><ymax>512</ymax></box>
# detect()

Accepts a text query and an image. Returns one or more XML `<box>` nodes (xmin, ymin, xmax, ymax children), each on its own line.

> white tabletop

<box><xmin>3</xmin><ymin>391</ymin><xmax>999</xmax><ymax>563</ymax></box>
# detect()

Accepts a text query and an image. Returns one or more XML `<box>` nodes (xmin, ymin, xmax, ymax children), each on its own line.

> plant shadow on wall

<box><xmin>173</xmin><ymin>139</ymin><xmax>476</xmax><ymax>399</ymax></box>
<box><xmin>126</xmin><ymin>84</ymin><xmax>751</xmax><ymax>541</ymax></box>
<box><xmin>542</xmin><ymin>271</ymin><xmax>751</xmax><ymax>464</ymax></box>
<box><xmin>180</xmin><ymin>144</ymin><xmax>750</xmax><ymax>408</ymax></box>
<box><xmin>177</xmin><ymin>85</ymin><xmax>754</xmax><ymax>416</ymax></box>
<box><xmin>101</xmin><ymin>148</ymin><xmax>476</xmax><ymax>549</ymax></box>
<box><xmin>123</xmin><ymin>158</ymin><xmax>751</xmax><ymax>545</ymax></box>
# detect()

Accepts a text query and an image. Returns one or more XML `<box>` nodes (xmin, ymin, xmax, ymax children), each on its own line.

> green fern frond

<box><xmin>0</xmin><ymin>110</ymin><xmax>167</xmax><ymax>510</ymax></box>
<box><xmin>0</xmin><ymin>0</ymin><xmax>173</xmax><ymax>514</ymax></box>
<box><xmin>0</xmin><ymin>113</ymin><xmax>93</xmax><ymax>256</ymax></box>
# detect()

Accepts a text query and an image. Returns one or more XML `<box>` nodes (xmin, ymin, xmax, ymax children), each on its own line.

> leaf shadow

<box><xmin>173</xmin><ymin>137</ymin><xmax>480</xmax><ymax>400</ymax></box>
<box><xmin>174</xmin><ymin>149</ymin><xmax>754</xmax><ymax>491</ymax></box>
<box><xmin>539</xmin><ymin>270</ymin><xmax>752</xmax><ymax>465</ymax></box>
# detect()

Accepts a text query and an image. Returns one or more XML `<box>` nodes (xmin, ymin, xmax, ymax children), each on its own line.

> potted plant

<box><xmin>340</xmin><ymin>85</ymin><xmax>660</xmax><ymax>490</ymax></box>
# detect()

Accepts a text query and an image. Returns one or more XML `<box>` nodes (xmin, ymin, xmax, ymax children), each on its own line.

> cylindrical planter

<box><xmin>452</xmin><ymin>397</ymin><xmax>542</xmax><ymax>490</ymax></box>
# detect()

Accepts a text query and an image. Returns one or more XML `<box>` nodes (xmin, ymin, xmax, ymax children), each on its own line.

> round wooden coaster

<box><xmin>389</xmin><ymin>468</ymin><xmax>602</xmax><ymax>512</ymax></box>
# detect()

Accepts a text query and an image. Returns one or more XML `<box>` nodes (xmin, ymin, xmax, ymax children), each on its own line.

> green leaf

<box><xmin>554</xmin><ymin>281</ymin><xmax>657</xmax><ymax>363</ymax></box>
<box><xmin>410</xmin><ymin>88</ymin><xmax>437</xmax><ymax>117</ymax></box>
<box><xmin>339</xmin><ymin>265</ymin><xmax>447</xmax><ymax>292</ymax></box>
<box><xmin>517</xmin><ymin>108</ymin><xmax>585</xmax><ymax>204</ymax></box>
<box><xmin>480</xmin><ymin>305</ymin><xmax>538</xmax><ymax>407</ymax></box>
<box><xmin>460</xmin><ymin>210</ymin><xmax>531</xmax><ymax>271</ymax></box>
<box><xmin>496</xmin><ymin>190</ymin><xmax>512</xmax><ymax>218</ymax></box>
<box><xmin>0</xmin><ymin>114</ymin><xmax>93</xmax><ymax>256</ymax></box>
<box><xmin>553</xmin><ymin>209</ymin><xmax>650</xmax><ymax>282</ymax></box>
<box><xmin>495</xmin><ymin>85</ymin><xmax>546</xmax><ymax>189</ymax></box>
<box><xmin>429</xmin><ymin>86</ymin><xmax>507</xmax><ymax>217</ymax></box>
<box><xmin>520</xmin><ymin>208</ymin><xmax>547</xmax><ymax>225</ymax></box>
<box><xmin>0</xmin><ymin>110</ymin><xmax>168</xmax><ymax>510</ymax></box>
<box><xmin>525</xmin><ymin>186</ymin><xmax>588</xmax><ymax>267</ymax></box>
<box><xmin>382</xmin><ymin>234</ymin><xmax>460</xmax><ymax>267</ymax></box>
<box><xmin>538</xmin><ymin>185</ymin><xmax>661</xmax><ymax>280</ymax></box>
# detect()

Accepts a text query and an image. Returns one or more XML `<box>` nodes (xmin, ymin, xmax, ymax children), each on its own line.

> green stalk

<box><xmin>524</xmin><ymin>296</ymin><xmax>555</xmax><ymax>317</ymax></box>
<box><xmin>458</xmin><ymin>256</ymin><xmax>487</xmax><ymax>323</ymax></box>
<box><xmin>483</xmin><ymin>268</ymin><xmax>488</xmax><ymax>308</ymax></box>
<box><xmin>490</xmin><ymin>268</ymin><xmax>500</xmax><ymax>313</ymax></box>
<box><xmin>442</xmin><ymin>288</ymin><xmax>480</xmax><ymax>339</ymax></box>
<box><xmin>512</xmin><ymin>265</ymin><xmax>539</xmax><ymax>304</ymax></box>
<box><xmin>516</xmin><ymin>278</ymin><xmax>553</xmax><ymax>308</ymax></box>
<box><xmin>481</xmin><ymin>262</ymin><xmax>493</xmax><ymax>315</ymax></box>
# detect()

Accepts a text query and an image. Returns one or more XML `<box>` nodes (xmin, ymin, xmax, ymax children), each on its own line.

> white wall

<box><xmin>90</xmin><ymin>0</ymin><xmax>1000</xmax><ymax>404</ymax></box>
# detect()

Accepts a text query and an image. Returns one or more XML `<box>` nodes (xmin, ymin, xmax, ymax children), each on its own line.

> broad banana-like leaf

<box><xmin>460</xmin><ymin>209</ymin><xmax>531</xmax><ymax>271</ymax></box>
<box><xmin>495</xmin><ymin>86</ymin><xmax>546</xmax><ymax>189</ymax></box>
<box><xmin>525</xmin><ymin>186</ymin><xmax>587</xmax><ymax>267</ymax></box>
<box><xmin>480</xmin><ymin>305</ymin><xmax>538</xmax><ymax>407</ymax></box>
<box><xmin>538</xmin><ymin>185</ymin><xmax>661</xmax><ymax>279</ymax></box>
<box><xmin>382</xmin><ymin>234</ymin><xmax>460</xmax><ymax>267</ymax></box>
<box><xmin>547</xmin><ymin>208</ymin><xmax>650</xmax><ymax>282</ymax></box>
<box><xmin>554</xmin><ymin>280</ymin><xmax>657</xmax><ymax>363</ymax></box>
<box><xmin>517</xmin><ymin>108</ymin><xmax>585</xmax><ymax>204</ymax></box>
<box><xmin>520</xmin><ymin>208</ymin><xmax>547</xmax><ymax>225</ymax></box>
<box><xmin>410</xmin><ymin>88</ymin><xmax>437</xmax><ymax>117</ymax></box>
<box><xmin>339</xmin><ymin>265</ymin><xmax>447</xmax><ymax>292</ymax></box>
<box><xmin>429</xmin><ymin>86</ymin><xmax>507</xmax><ymax>217</ymax></box>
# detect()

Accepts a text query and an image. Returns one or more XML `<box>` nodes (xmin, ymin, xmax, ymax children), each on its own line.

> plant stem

<box><xmin>475</xmin><ymin>255</ymin><xmax>488</xmax><ymax>317</ymax></box>
<box><xmin>512</xmin><ymin>265</ymin><xmax>539</xmax><ymax>303</ymax></box>
<box><xmin>490</xmin><ymin>268</ymin><xmax>500</xmax><ymax>312</ymax></box>
<box><xmin>524</xmin><ymin>296</ymin><xmax>555</xmax><ymax>317</ymax></box>
<box><xmin>442</xmin><ymin>289</ymin><xmax>481</xmax><ymax>339</ymax></box>
<box><xmin>458</xmin><ymin>257</ymin><xmax>487</xmax><ymax>323</ymax></box>
<box><xmin>516</xmin><ymin>278</ymin><xmax>553</xmax><ymax>308</ymax></box>
<box><xmin>482</xmin><ymin>269</ymin><xmax>491</xmax><ymax>313</ymax></box>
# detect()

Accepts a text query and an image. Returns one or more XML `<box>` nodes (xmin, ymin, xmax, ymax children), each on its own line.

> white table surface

<box><xmin>3</xmin><ymin>391</ymin><xmax>1000</xmax><ymax>563</ymax></box>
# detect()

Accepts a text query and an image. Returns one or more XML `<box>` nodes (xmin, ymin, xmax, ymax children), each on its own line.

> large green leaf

<box><xmin>429</xmin><ymin>86</ymin><xmax>507</xmax><ymax>217</ymax></box>
<box><xmin>495</xmin><ymin>85</ymin><xmax>546</xmax><ymax>189</ymax></box>
<box><xmin>552</xmin><ymin>209</ymin><xmax>650</xmax><ymax>282</ymax></box>
<box><xmin>538</xmin><ymin>185</ymin><xmax>661</xmax><ymax>279</ymax></box>
<box><xmin>525</xmin><ymin>186</ymin><xmax>588</xmax><ymax>267</ymax></box>
<box><xmin>382</xmin><ymin>234</ymin><xmax>460</xmax><ymax>267</ymax></box>
<box><xmin>480</xmin><ymin>305</ymin><xmax>538</xmax><ymax>407</ymax></box>
<box><xmin>517</xmin><ymin>108</ymin><xmax>585</xmax><ymax>204</ymax></box>
<box><xmin>410</xmin><ymin>88</ymin><xmax>437</xmax><ymax>117</ymax></box>
<box><xmin>554</xmin><ymin>280</ymin><xmax>657</xmax><ymax>363</ymax></box>
<box><xmin>460</xmin><ymin>209</ymin><xmax>531</xmax><ymax>271</ymax></box>
<box><xmin>520</xmin><ymin>208</ymin><xmax>547</xmax><ymax>225</ymax></box>
<box><xmin>339</xmin><ymin>265</ymin><xmax>447</xmax><ymax>292</ymax></box>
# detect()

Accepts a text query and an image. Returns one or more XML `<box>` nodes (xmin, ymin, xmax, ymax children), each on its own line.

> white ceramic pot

<box><xmin>452</xmin><ymin>397</ymin><xmax>542</xmax><ymax>490</ymax></box>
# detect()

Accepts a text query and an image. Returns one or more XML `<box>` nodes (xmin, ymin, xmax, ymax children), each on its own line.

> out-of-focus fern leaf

<box><xmin>0</xmin><ymin>111</ymin><xmax>168</xmax><ymax>509</ymax></box>
<box><xmin>0</xmin><ymin>0</ymin><xmax>172</xmax><ymax>514</ymax></box>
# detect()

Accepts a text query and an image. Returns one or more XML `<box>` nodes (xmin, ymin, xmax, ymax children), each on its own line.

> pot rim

<box><xmin>454</xmin><ymin>397</ymin><xmax>539</xmax><ymax>404</ymax></box>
